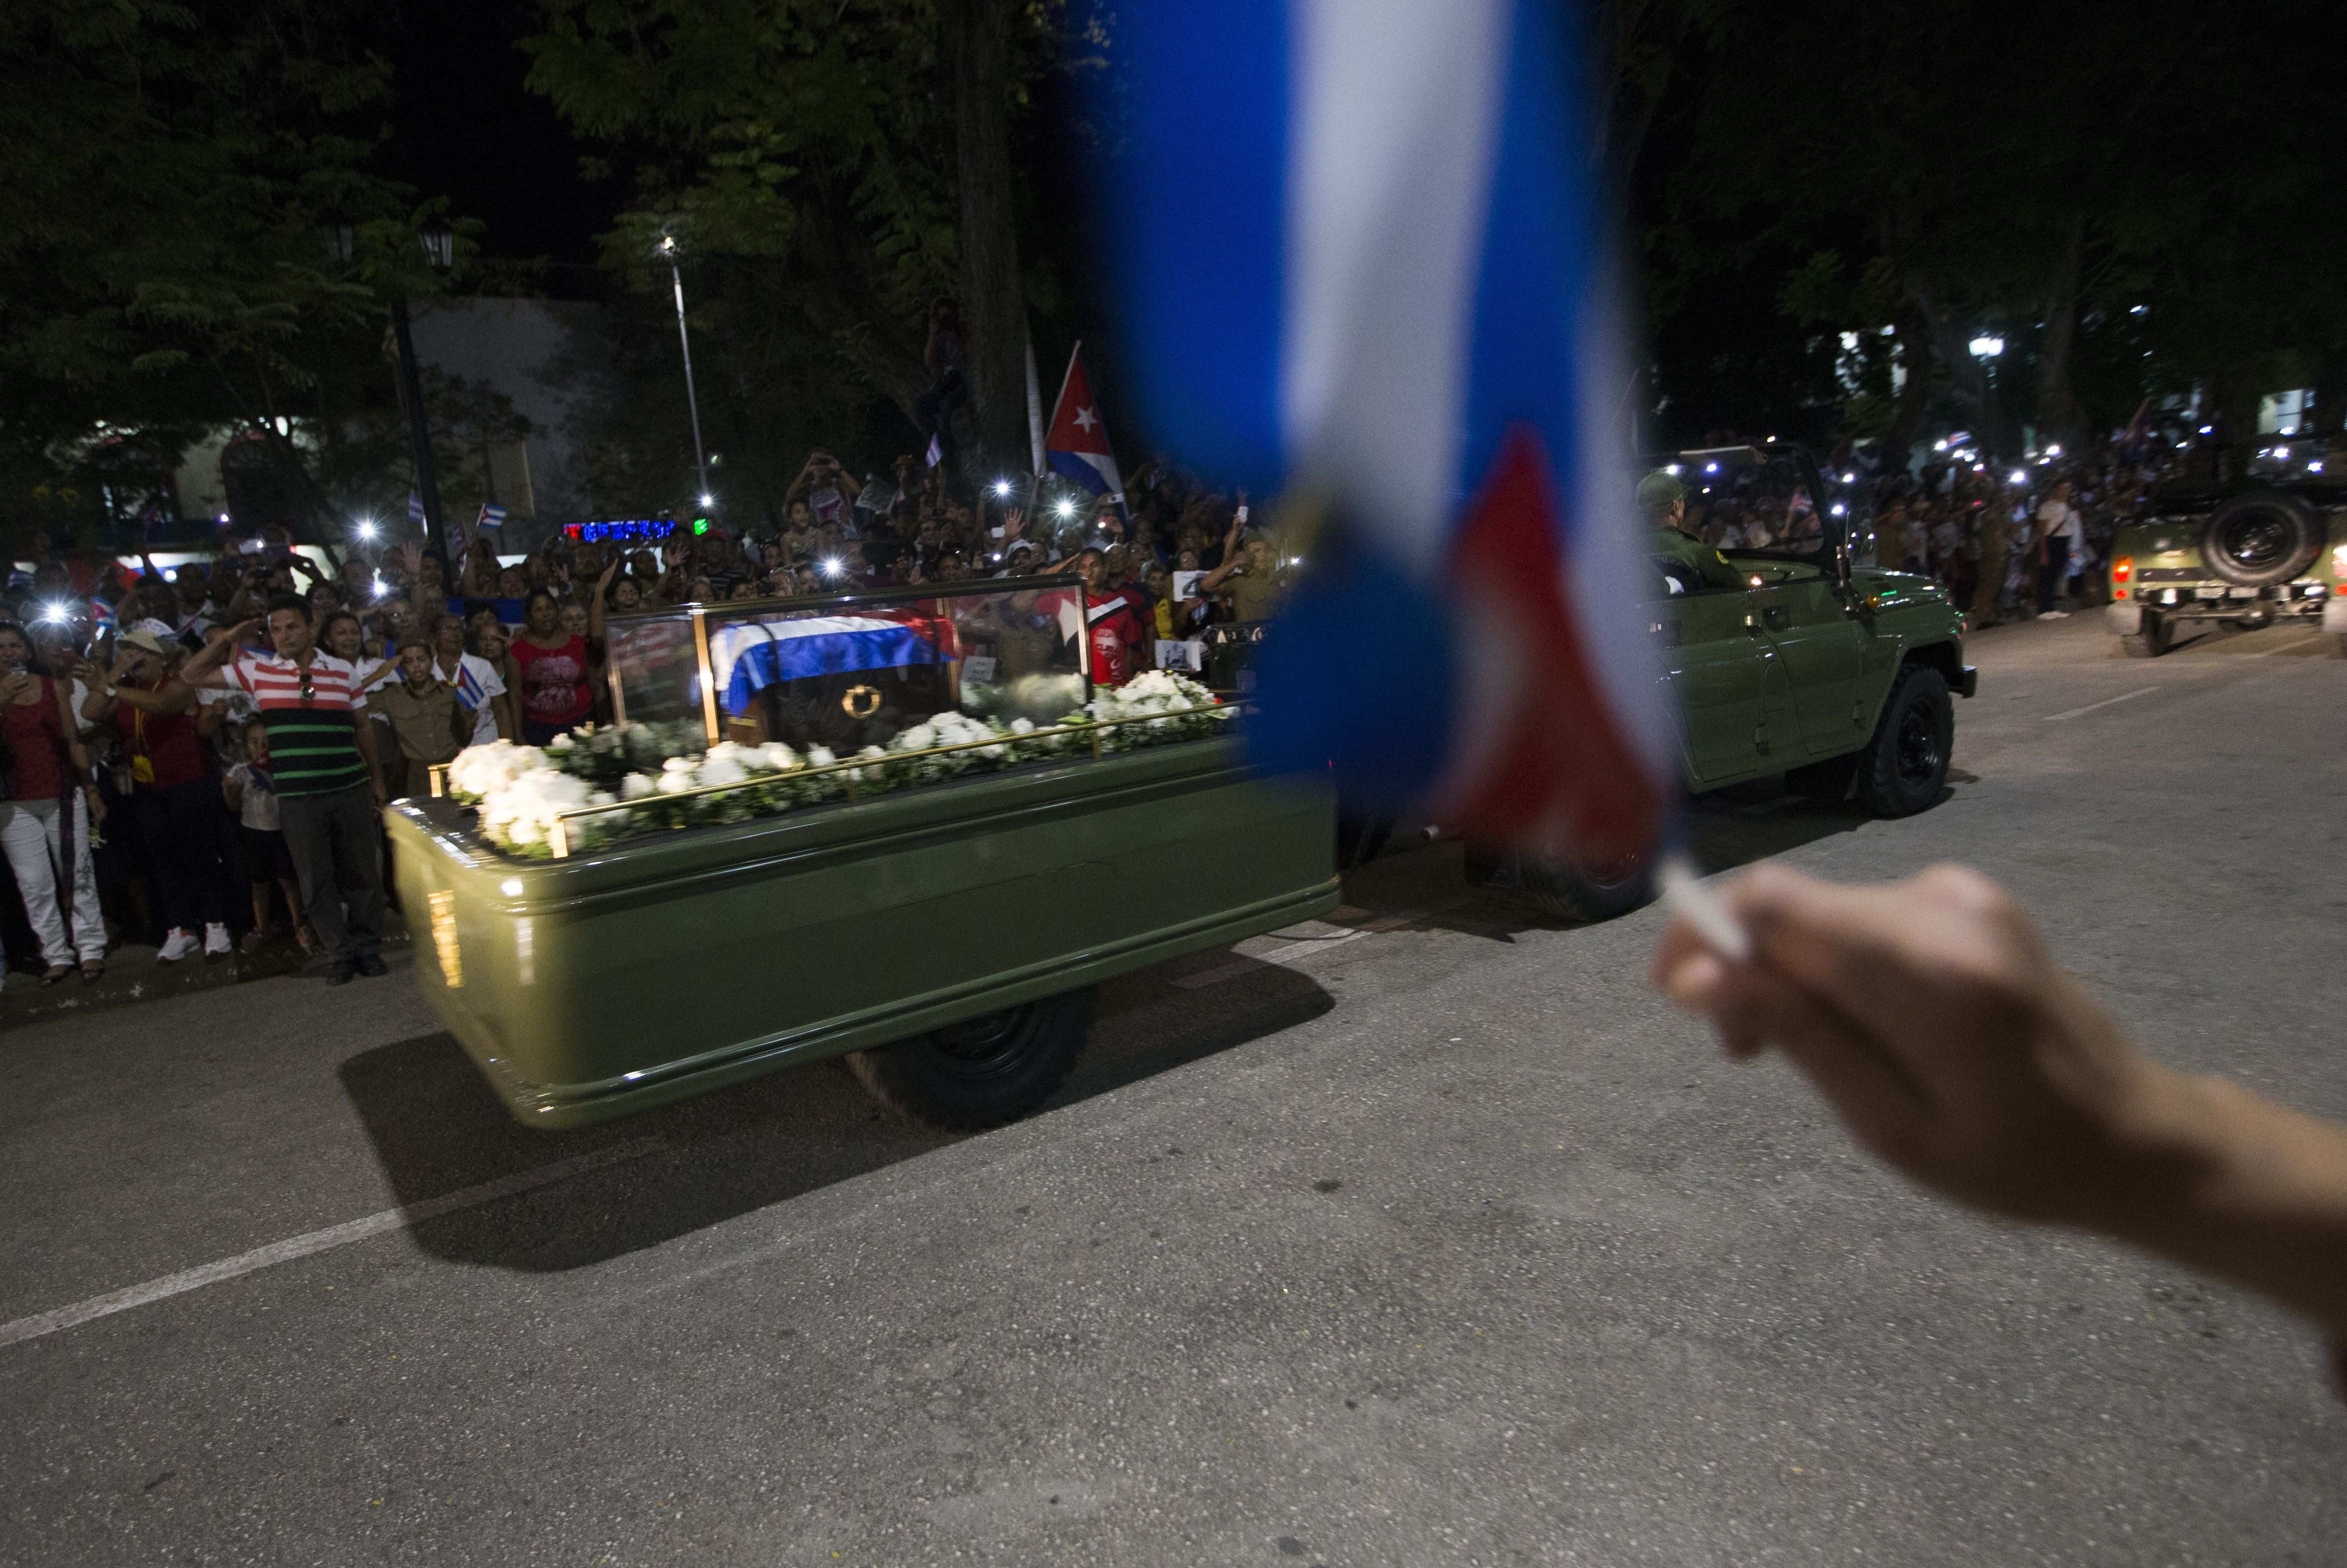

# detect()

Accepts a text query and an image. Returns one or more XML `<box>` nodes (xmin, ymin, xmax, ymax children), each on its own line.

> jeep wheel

<box><xmin>847</xmin><ymin>987</ymin><xmax>1095</xmax><ymax>1131</ymax></box>
<box><xmin>2200</xmin><ymin>491</ymin><xmax>2321</xmax><ymax>588</ymax></box>
<box><xmin>1464</xmin><ymin>843</ymin><xmax>1656</xmax><ymax>923</ymax></box>
<box><xmin>1857</xmin><ymin>664</ymin><xmax>1953</xmax><ymax>817</ymax></box>
<box><xmin>2118</xmin><ymin>611</ymin><xmax>2170</xmax><ymax>658</ymax></box>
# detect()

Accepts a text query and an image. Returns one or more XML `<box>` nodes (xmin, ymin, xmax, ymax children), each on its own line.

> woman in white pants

<box><xmin>0</xmin><ymin>621</ymin><xmax>107</xmax><ymax>984</ymax></box>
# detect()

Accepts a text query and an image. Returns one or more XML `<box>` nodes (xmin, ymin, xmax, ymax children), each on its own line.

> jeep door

<box><xmin>1745</xmin><ymin>566</ymin><xmax>1870</xmax><ymax>757</ymax></box>
<box><xmin>1651</xmin><ymin>563</ymin><xmax>1792</xmax><ymax>785</ymax></box>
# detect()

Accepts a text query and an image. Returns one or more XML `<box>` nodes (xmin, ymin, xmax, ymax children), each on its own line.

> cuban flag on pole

<box><xmin>1043</xmin><ymin>343</ymin><xmax>1127</xmax><ymax>517</ymax></box>
<box><xmin>1100</xmin><ymin>0</ymin><xmax>1668</xmax><ymax>864</ymax></box>
<box><xmin>407</xmin><ymin>491</ymin><xmax>426</xmax><ymax>530</ymax></box>
<box><xmin>479</xmin><ymin>502</ymin><xmax>507</xmax><ymax>532</ymax></box>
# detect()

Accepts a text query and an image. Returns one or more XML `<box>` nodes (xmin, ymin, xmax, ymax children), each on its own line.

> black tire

<box><xmin>2118</xmin><ymin>611</ymin><xmax>2170</xmax><ymax>658</ymax></box>
<box><xmin>2199</xmin><ymin>491</ymin><xmax>2321</xmax><ymax>588</ymax></box>
<box><xmin>846</xmin><ymin>987</ymin><xmax>1095</xmax><ymax>1131</ymax></box>
<box><xmin>1335</xmin><ymin>813</ymin><xmax>1395</xmax><ymax>870</ymax></box>
<box><xmin>1857</xmin><ymin>664</ymin><xmax>1953</xmax><ymax>818</ymax></box>
<box><xmin>1467</xmin><ymin>842</ymin><xmax>1654</xmax><ymax>923</ymax></box>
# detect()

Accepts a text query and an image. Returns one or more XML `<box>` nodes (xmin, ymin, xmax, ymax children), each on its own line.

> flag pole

<box><xmin>1025</xmin><ymin>331</ymin><xmax>1046</xmax><ymax>476</ymax></box>
<box><xmin>1043</xmin><ymin>340</ymin><xmax>1084</xmax><ymax>483</ymax></box>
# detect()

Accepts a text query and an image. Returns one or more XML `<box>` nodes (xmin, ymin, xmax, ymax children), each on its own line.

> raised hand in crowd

<box><xmin>1653</xmin><ymin>864</ymin><xmax>2347</xmax><ymax>1348</ymax></box>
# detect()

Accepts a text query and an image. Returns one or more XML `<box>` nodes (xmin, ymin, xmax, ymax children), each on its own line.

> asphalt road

<box><xmin>4</xmin><ymin>612</ymin><xmax>2344</xmax><ymax>1566</ymax></box>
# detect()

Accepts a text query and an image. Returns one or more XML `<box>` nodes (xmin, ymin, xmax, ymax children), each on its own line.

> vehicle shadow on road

<box><xmin>1340</xmin><ymin>781</ymin><xmax>1922</xmax><ymax>943</ymax></box>
<box><xmin>338</xmin><ymin>966</ymin><xmax>1333</xmax><ymax>1273</ymax></box>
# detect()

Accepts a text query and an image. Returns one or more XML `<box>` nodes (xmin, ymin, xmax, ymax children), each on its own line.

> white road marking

<box><xmin>2249</xmin><ymin>634</ymin><xmax>2321</xmax><ymax>657</ymax></box>
<box><xmin>2042</xmin><ymin>687</ymin><xmax>2159</xmax><ymax>722</ymax></box>
<box><xmin>0</xmin><ymin>1139</ymin><xmax>662</xmax><ymax>1350</ymax></box>
<box><xmin>1175</xmin><ymin>905</ymin><xmax>1441</xmax><ymax>990</ymax></box>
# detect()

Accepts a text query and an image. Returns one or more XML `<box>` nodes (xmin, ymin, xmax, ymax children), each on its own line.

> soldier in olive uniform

<box><xmin>1639</xmin><ymin>471</ymin><xmax>1745</xmax><ymax>593</ymax></box>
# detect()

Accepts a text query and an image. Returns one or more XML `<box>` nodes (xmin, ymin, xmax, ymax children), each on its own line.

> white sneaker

<box><xmin>204</xmin><ymin>922</ymin><xmax>231</xmax><ymax>957</ymax></box>
<box><xmin>158</xmin><ymin>929</ymin><xmax>202</xmax><ymax>962</ymax></box>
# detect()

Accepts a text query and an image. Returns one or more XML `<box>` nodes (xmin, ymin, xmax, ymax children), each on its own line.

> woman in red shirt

<box><xmin>0</xmin><ymin>620</ymin><xmax>107</xmax><ymax>981</ymax></box>
<box><xmin>509</xmin><ymin>575</ymin><xmax>612</xmax><ymax>746</ymax></box>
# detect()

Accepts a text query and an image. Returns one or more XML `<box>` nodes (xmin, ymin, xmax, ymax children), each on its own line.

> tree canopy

<box><xmin>0</xmin><ymin>0</ymin><xmax>452</xmax><ymax>548</ymax></box>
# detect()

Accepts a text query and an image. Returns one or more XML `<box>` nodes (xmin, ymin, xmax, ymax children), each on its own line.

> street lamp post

<box><xmin>658</xmin><ymin>234</ymin><xmax>713</xmax><ymax>510</ymax></box>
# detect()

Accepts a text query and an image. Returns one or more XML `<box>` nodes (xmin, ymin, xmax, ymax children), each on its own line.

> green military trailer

<box><xmin>2102</xmin><ymin>437</ymin><xmax>2347</xmax><ymax>657</ymax></box>
<box><xmin>387</xmin><ymin>577</ymin><xmax>1338</xmax><ymax>1132</ymax></box>
<box><xmin>1472</xmin><ymin>443</ymin><xmax>1978</xmax><ymax>920</ymax></box>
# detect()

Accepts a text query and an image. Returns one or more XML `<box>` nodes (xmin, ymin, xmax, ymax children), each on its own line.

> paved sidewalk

<box><xmin>0</xmin><ymin>917</ymin><xmax>412</xmax><ymax>1028</ymax></box>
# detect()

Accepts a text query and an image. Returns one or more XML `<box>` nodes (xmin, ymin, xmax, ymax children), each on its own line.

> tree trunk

<box><xmin>940</xmin><ymin>0</ymin><xmax>1029</xmax><ymax>490</ymax></box>
<box><xmin>2033</xmin><ymin>211</ymin><xmax>2086</xmax><ymax>448</ymax></box>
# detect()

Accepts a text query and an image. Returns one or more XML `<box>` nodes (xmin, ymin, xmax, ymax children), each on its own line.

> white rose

<box><xmin>656</xmin><ymin>770</ymin><xmax>694</xmax><ymax>795</ymax></box>
<box><xmin>621</xmin><ymin>773</ymin><xmax>655</xmax><ymax>800</ymax></box>
<box><xmin>696</xmin><ymin>758</ymin><xmax>748</xmax><ymax>788</ymax></box>
<box><xmin>807</xmin><ymin>746</ymin><xmax>835</xmax><ymax>767</ymax></box>
<box><xmin>549</xmin><ymin>733</ymin><xmax>575</xmax><ymax>751</ymax></box>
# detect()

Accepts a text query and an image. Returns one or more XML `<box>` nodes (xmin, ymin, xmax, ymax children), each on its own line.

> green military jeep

<box><xmin>2104</xmin><ymin>437</ymin><xmax>2347</xmax><ymax>657</ymax></box>
<box><xmin>1475</xmin><ymin>443</ymin><xmax>1977</xmax><ymax>920</ymax></box>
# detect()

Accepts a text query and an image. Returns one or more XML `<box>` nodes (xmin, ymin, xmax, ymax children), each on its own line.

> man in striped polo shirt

<box><xmin>181</xmin><ymin>595</ymin><xmax>390</xmax><ymax>984</ymax></box>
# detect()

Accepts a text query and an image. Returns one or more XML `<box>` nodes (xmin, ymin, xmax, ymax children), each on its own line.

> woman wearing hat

<box><xmin>80</xmin><ymin>623</ymin><xmax>237</xmax><ymax>962</ymax></box>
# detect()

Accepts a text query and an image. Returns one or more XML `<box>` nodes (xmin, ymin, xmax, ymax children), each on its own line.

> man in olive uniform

<box><xmin>1639</xmin><ymin>470</ymin><xmax>1745</xmax><ymax>593</ymax></box>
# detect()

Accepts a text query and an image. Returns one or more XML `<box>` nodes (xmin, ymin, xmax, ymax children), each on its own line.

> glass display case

<box><xmin>605</xmin><ymin>576</ymin><xmax>1097</xmax><ymax>755</ymax></box>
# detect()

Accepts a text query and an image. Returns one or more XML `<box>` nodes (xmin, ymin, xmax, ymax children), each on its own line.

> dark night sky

<box><xmin>391</xmin><ymin>0</ymin><xmax>615</xmax><ymax>270</ymax></box>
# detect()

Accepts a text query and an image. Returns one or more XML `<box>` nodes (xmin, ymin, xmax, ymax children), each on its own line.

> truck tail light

<box><xmin>2111</xmin><ymin>555</ymin><xmax>2132</xmax><ymax>584</ymax></box>
<box><xmin>2333</xmin><ymin>543</ymin><xmax>2347</xmax><ymax>580</ymax></box>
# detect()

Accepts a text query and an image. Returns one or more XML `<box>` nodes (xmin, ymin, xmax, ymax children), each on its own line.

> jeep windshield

<box><xmin>1643</xmin><ymin>445</ymin><xmax>1833</xmax><ymax>571</ymax></box>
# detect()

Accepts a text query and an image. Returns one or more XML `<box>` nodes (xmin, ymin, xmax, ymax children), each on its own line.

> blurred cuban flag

<box><xmin>1104</xmin><ymin>0</ymin><xmax>1669</xmax><ymax>866</ymax></box>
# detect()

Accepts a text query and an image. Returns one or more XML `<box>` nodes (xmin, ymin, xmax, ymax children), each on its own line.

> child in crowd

<box><xmin>373</xmin><ymin>639</ymin><xmax>468</xmax><ymax>799</ymax></box>
<box><xmin>220</xmin><ymin>717</ymin><xmax>311</xmax><ymax>955</ymax></box>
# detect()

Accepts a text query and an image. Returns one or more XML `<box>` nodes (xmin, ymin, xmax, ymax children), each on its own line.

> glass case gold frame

<box><xmin>605</xmin><ymin>574</ymin><xmax>1096</xmax><ymax>752</ymax></box>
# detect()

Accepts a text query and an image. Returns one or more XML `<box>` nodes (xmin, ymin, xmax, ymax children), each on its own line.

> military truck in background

<box><xmin>2105</xmin><ymin>436</ymin><xmax>2347</xmax><ymax>657</ymax></box>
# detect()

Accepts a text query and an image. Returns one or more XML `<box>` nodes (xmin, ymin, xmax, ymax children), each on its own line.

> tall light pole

<box><xmin>658</xmin><ymin>233</ymin><xmax>713</xmax><ymax>509</ymax></box>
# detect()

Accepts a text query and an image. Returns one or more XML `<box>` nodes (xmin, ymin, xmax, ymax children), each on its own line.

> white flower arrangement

<box><xmin>450</xmin><ymin>678</ymin><xmax>1230</xmax><ymax>858</ymax></box>
<box><xmin>444</xmin><ymin>741</ymin><xmax>550</xmax><ymax>805</ymax></box>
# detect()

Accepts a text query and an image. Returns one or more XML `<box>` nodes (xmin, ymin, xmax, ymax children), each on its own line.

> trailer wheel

<box><xmin>1464</xmin><ymin>842</ymin><xmax>1655</xmax><ymax>923</ymax></box>
<box><xmin>2118</xmin><ymin>610</ymin><xmax>2170</xmax><ymax>658</ymax></box>
<box><xmin>847</xmin><ymin>987</ymin><xmax>1096</xmax><ymax>1131</ymax></box>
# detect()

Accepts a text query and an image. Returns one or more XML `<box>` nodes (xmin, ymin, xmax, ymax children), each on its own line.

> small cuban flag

<box><xmin>1098</xmin><ymin>0</ymin><xmax>1670</xmax><ymax>866</ymax></box>
<box><xmin>407</xmin><ymin>491</ymin><xmax>426</xmax><ymax>533</ymax></box>
<box><xmin>1043</xmin><ymin>343</ymin><xmax>1127</xmax><ymax>518</ymax></box>
<box><xmin>454</xmin><ymin>657</ymin><xmax>488</xmax><ymax>714</ymax></box>
<box><xmin>479</xmin><ymin>502</ymin><xmax>507</xmax><ymax>532</ymax></box>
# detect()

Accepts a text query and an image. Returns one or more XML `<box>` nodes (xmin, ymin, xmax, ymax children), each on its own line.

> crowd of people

<box><xmin>0</xmin><ymin>451</ymin><xmax>1294</xmax><ymax>986</ymax></box>
<box><xmin>1859</xmin><ymin>433</ymin><xmax>2186</xmax><ymax>623</ymax></box>
<box><xmin>1664</xmin><ymin>427</ymin><xmax>2188</xmax><ymax>625</ymax></box>
<box><xmin>0</xmin><ymin>421</ymin><xmax>2216</xmax><ymax>988</ymax></box>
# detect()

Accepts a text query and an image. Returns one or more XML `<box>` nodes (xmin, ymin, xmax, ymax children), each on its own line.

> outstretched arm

<box><xmin>1653</xmin><ymin>864</ymin><xmax>2347</xmax><ymax>1342</ymax></box>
